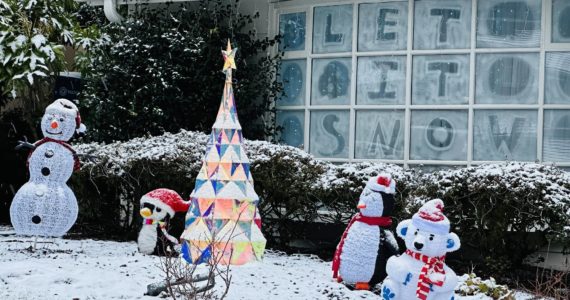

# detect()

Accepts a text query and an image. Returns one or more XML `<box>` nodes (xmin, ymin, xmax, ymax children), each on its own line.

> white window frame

<box><xmin>271</xmin><ymin>0</ymin><xmax>570</xmax><ymax>168</ymax></box>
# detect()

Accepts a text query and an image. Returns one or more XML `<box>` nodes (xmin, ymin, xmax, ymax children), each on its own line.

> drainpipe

<box><xmin>103</xmin><ymin>0</ymin><xmax>123</xmax><ymax>23</ymax></box>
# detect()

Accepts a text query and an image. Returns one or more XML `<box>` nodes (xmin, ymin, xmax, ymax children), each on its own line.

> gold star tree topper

<box><xmin>222</xmin><ymin>39</ymin><xmax>237</xmax><ymax>73</ymax></box>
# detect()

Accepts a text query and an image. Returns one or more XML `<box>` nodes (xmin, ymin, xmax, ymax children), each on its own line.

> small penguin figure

<box><xmin>332</xmin><ymin>174</ymin><xmax>399</xmax><ymax>290</ymax></box>
<box><xmin>137</xmin><ymin>189</ymin><xmax>190</xmax><ymax>256</ymax></box>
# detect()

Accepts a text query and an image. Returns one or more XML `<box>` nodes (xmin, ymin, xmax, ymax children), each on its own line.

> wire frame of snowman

<box><xmin>10</xmin><ymin>99</ymin><xmax>86</xmax><ymax>237</ymax></box>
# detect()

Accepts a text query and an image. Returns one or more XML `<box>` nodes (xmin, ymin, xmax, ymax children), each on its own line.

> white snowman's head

<box><xmin>357</xmin><ymin>174</ymin><xmax>396</xmax><ymax>217</ymax></box>
<box><xmin>41</xmin><ymin>99</ymin><xmax>84</xmax><ymax>141</ymax></box>
<box><xmin>396</xmin><ymin>199</ymin><xmax>461</xmax><ymax>258</ymax></box>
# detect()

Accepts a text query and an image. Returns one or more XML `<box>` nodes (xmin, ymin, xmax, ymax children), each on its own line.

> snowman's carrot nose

<box><xmin>357</xmin><ymin>203</ymin><xmax>366</xmax><ymax>209</ymax></box>
<box><xmin>50</xmin><ymin>121</ymin><xmax>59</xmax><ymax>129</ymax></box>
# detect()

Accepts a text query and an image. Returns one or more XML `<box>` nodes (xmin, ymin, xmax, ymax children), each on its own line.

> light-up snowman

<box><xmin>10</xmin><ymin>99</ymin><xmax>86</xmax><ymax>237</ymax></box>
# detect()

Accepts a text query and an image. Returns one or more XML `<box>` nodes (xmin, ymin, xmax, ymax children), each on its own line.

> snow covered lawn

<box><xmin>0</xmin><ymin>227</ymin><xmax>535</xmax><ymax>300</ymax></box>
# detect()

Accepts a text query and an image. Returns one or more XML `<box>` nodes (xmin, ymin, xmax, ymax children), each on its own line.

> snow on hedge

<box><xmin>75</xmin><ymin>130</ymin><xmax>413</xmax><ymax>190</ymax></box>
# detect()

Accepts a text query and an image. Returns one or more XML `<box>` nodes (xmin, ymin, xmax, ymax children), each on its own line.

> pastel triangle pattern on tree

<box><xmin>181</xmin><ymin>40</ymin><xmax>266</xmax><ymax>265</ymax></box>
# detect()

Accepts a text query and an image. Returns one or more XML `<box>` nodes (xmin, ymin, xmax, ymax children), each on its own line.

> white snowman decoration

<box><xmin>10</xmin><ymin>98</ymin><xmax>86</xmax><ymax>237</ymax></box>
<box><xmin>332</xmin><ymin>174</ymin><xmax>398</xmax><ymax>290</ymax></box>
<box><xmin>381</xmin><ymin>199</ymin><xmax>461</xmax><ymax>300</ymax></box>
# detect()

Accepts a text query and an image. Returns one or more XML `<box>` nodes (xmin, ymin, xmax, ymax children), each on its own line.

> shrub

<box><xmin>71</xmin><ymin>130</ymin><xmax>570</xmax><ymax>277</ymax></box>
<box><xmin>411</xmin><ymin>163</ymin><xmax>570</xmax><ymax>276</ymax></box>
<box><xmin>78</xmin><ymin>0</ymin><xmax>282</xmax><ymax>143</ymax></box>
<box><xmin>456</xmin><ymin>273</ymin><xmax>515</xmax><ymax>299</ymax></box>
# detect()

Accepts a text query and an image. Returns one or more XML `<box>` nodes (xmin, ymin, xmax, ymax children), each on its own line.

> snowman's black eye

<box><xmin>59</xmin><ymin>117</ymin><xmax>64</xmax><ymax>122</ymax></box>
<box><xmin>429</xmin><ymin>234</ymin><xmax>434</xmax><ymax>241</ymax></box>
<box><xmin>414</xmin><ymin>230</ymin><xmax>418</xmax><ymax>236</ymax></box>
<box><xmin>156</xmin><ymin>207</ymin><xmax>162</xmax><ymax>212</ymax></box>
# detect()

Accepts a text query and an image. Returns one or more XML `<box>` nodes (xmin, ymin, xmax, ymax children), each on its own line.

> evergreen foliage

<box><xmin>79</xmin><ymin>0</ymin><xmax>282</xmax><ymax>142</ymax></box>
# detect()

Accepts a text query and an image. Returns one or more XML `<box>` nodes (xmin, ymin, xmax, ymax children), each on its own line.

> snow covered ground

<box><xmin>0</xmin><ymin>227</ymin><xmax>535</xmax><ymax>300</ymax></box>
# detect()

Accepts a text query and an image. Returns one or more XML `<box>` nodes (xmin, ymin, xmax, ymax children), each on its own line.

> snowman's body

<box><xmin>10</xmin><ymin>99</ymin><xmax>82</xmax><ymax>237</ymax></box>
<box><xmin>338</xmin><ymin>221</ymin><xmax>379</xmax><ymax>283</ymax></box>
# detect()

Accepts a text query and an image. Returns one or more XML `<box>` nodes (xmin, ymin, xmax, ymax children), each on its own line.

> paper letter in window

<box><xmin>545</xmin><ymin>53</ymin><xmax>570</xmax><ymax>104</ymax></box>
<box><xmin>310</xmin><ymin>110</ymin><xmax>350</xmax><ymax>158</ymax></box>
<box><xmin>543</xmin><ymin>110</ymin><xmax>570</xmax><ymax>162</ymax></box>
<box><xmin>412</xmin><ymin>55</ymin><xmax>469</xmax><ymax>105</ymax></box>
<box><xmin>473</xmin><ymin>110</ymin><xmax>537</xmax><ymax>161</ymax></box>
<box><xmin>410</xmin><ymin>110</ymin><xmax>468</xmax><ymax>161</ymax></box>
<box><xmin>277</xmin><ymin>110</ymin><xmax>305</xmax><ymax>148</ymax></box>
<box><xmin>414</xmin><ymin>0</ymin><xmax>471</xmax><ymax>49</ymax></box>
<box><xmin>279</xmin><ymin>12</ymin><xmax>306</xmax><ymax>51</ymax></box>
<box><xmin>313</xmin><ymin>5</ymin><xmax>353</xmax><ymax>53</ymax></box>
<box><xmin>355</xmin><ymin>110</ymin><xmax>404</xmax><ymax>160</ymax></box>
<box><xmin>358</xmin><ymin>2</ymin><xmax>408</xmax><ymax>51</ymax></box>
<box><xmin>476</xmin><ymin>53</ymin><xmax>538</xmax><ymax>104</ymax></box>
<box><xmin>477</xmin><ymin>0</ymin><xmax>541</xmax><ymax>48</ymax></box>
<box><xmin>312</xmin><ymin>58</ymin><xmax>351</xmax><ymax>105</ymax></box>
<box><xmin>357</xmin><ymin>56</ymin><xmax>406</xmax><ymax>105</ymax></box>
<box><xmin>278</xmin><ymin>60</ymin><xmax>306</xmax><ymax>106</ymax></box>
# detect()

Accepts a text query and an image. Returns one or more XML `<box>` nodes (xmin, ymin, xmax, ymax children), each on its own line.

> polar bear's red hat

<box><xmin>411</xmin><ymin>199</ymin><xmax>450</xmax><ymax>235</ymax></box>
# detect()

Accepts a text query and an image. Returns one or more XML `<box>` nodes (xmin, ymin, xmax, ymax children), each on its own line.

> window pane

<box><xmin>279</xmin><ymin>12</ymin><xmax>306</xmax><ymax>51</ymax></box>
<box><xmin>475</xmin><ymin>53</ymin><xmax>539</xmax><ymax>104</ymax></box>
<box><xmin>545</xmin><ymin>53</ymin><xmax>570</xmax><ymax>104</ymax></box>
<box><xmin>414</xmin><ymin>0</ymin><xmax>472</xmax><ymax>50</ymax></box>
<box><xmin>476</xmin><ymin>0</ymin><xmax>541</xmax><ymax>48</ymax></box>
<box><xmin>278</xmin><ymin>60</ymin><xmax>306</xmax><ymax>106</ymax></box>
<box><xmin>473</xmin><ymin>110</ymin><xmax>537</xmax><ymax>161</ymax></box>
<box><xmin>355</xmin><ymin>110</ymin><xmax>405</xmax><ymax>159</ymax></box>
<box><xmin>543</xmin><ymin>110</ymin><xmax>570</xmax><ymax>162</ymax></box>
<box><xmin>358</xmin><ymin>2</ymin><xmax>408</xmax><ymax>52</ymax></box>
<box><xmin>313</xmin><ymin>5</ymin><xmax>353</xmax><ymax>53</ymax></box>
<box><xmin>357</xmin><ymin>56</ymin><xmax>406</xmax><ymax>105</ymax></box>
<box><xmin>552</xmin><ymin>0</ymin><xmax>570</xmax><ymax>43</ymax></box>
<box><xmin>412</xmin><ymin>54</ymin><xmax>469</xmax><ymax>105</ymax></box>
<box><xmin>310</xmin><ymin>110</ymin><xmax>350</xmax><ymax>158</ymax></box>
<box><xmin>410</xmin><ymin>110</ymin><xmax>468</xmax><ymax>161</ymax></box>
<box><xmin>311</xmin><ymin>58</ymin><xmax>352</xmax><ymax>105</ymax></box>
<box><xmin>276</xmin><ymin>110</ymin><xmax>305</xmax><ymax>148</ymax></box>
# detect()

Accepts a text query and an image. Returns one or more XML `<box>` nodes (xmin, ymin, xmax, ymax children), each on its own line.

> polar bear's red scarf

<box><xmin>332</xmin><ymin>213</ymin><xmax>392</xmax><ymax>281</ymax></box>
<box><xmin>405</xmin><ymin>249</ymin><xmax>446</xmax><ymax>300</ymax></box>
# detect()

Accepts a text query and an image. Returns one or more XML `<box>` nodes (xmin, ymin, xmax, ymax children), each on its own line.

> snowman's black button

<box><xmin>45</xmin><ymin>150</ymin><xmax>54</xmax><ymax>158</ymax></box>
<box><xmin>41</xmin><ymin>167</ymin><xmax>50</xmax><ymax>176</ymax></box>
<box><xmin>32</xmin><ymin>215</ymin><xmax>41</xmax><ymax>224</ymax></box>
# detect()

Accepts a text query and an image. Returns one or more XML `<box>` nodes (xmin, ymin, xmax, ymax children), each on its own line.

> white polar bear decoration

<box><xmin>381</xmin><ymin>199</ymin><xmax>461</xmax><ymax>300</ymax></box>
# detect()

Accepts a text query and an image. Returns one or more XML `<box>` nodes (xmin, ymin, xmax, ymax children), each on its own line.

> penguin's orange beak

<box><xmin>357</xmin><ymin>203</ymin><xmax>366</xmax><ymax>209</ymax></box>
<box><xmin>140</xmin><ymin>207</ymin><xmax>152</xmax><ymax>218</ymax></box>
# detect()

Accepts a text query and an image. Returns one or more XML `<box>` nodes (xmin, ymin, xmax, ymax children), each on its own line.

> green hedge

<box><xmin>71</xmin><ymin>130</ymin><xmax>570</xmax><ymax>276</ymax></box>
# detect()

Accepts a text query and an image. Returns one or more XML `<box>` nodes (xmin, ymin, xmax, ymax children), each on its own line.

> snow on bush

<box><xmin>72</xmin><ymin>130</ymin><xmax>570</xmax><ymax>276</ymax></box>
<box><xmin>456</xmin><ymin>273</ymin><xmax>515</xmax><ymax>300</ymax></box>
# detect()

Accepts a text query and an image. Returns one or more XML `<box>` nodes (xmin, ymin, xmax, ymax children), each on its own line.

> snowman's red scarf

<box><xmin>332</xmin><ymin>213</ymin><xmax>392</xmax><ymax>280</ymax></box>
<box><xmin>27</xmin><ymin>138</ymin><xmax>80</xmax><ymax>171</ymax></box>
<box><xmin>405</xmin><ymin>249</ymin><xmax>446</xmax><ymax>300</ymax></box>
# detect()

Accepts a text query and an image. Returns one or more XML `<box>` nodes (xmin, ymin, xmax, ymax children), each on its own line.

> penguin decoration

<box><xmin>137</xmin><ymin>189</ymin><xmax>190</xmax><ymax>256</ymax></box>
<box><xmin>332</xmin><ymin>174</ymin><xmax>399</xmax><ymax>291</ymax></box>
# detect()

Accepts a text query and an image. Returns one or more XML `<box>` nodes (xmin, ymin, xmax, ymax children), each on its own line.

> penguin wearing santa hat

<box><xmin>332</xmin><ymin>174</ymin><xmax>399</xmax><ymax>290</ymax></box>
<box><xmin>137</xmin><ymin>189</ymin><xmax>190</xmax><ymax>256</ymax></box>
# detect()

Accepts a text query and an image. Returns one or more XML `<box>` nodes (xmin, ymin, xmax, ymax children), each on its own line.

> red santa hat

<box><xmin>365</xmin><ymin>174</ymin><xmax>396</xmax><ymax>194</ymax></box>
<box><xmin>412</xmin><ymin>199</ymin><xmax>450</xmax><ymax>234</ymax></box>
<box><xmin>141</xmin><ymin>188</ymin><xmax>190</xmax><ymax>217</ymax></box>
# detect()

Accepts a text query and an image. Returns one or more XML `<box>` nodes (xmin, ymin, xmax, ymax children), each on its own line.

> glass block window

<box><xmin>274</xmin><ymin>0</ymin><xmax>570</xmax><ymax>169</ymax></box>
<box><xmin>279</xmin><ymin>12</ymin><xmax>306</xmax><ymax>51</ymax></box>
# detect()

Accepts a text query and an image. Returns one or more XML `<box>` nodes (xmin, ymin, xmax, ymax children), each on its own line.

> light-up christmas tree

<box><xmin>180</xmin><ymin>40</ymin><xmax>266</xmax><ymax>265</ymax></box>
